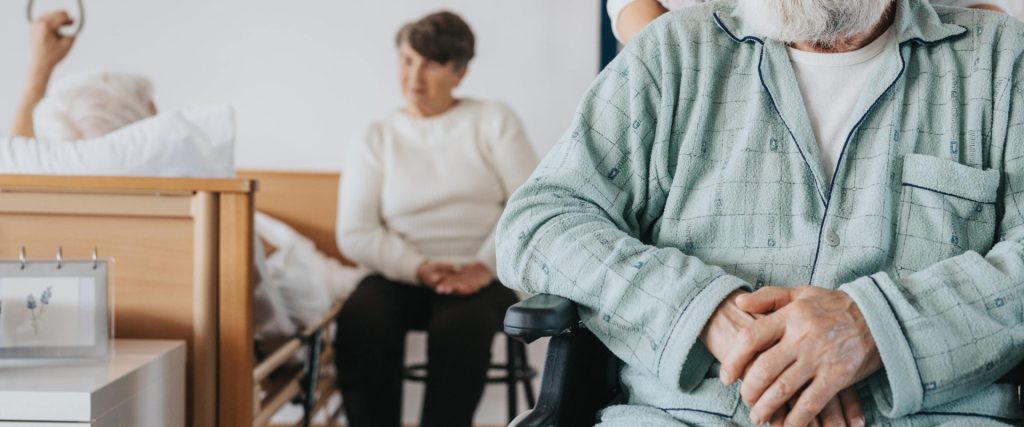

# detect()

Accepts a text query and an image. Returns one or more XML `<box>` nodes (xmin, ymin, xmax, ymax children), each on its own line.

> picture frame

<box><xmin>0</xmin><ymin>260</ymin><xmax>109</xmax><ymax>359</ymax></box>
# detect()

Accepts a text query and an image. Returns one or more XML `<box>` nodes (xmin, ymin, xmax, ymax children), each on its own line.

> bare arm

<box><xmin>969</xmin><ymin>4</ymin><xmax>1006</xmax><ymax>12</ymax></box>
<box><xmin>615</xmin><ymin>0</ymin><xmax>668</xmax><ymax>44</ymax></box>
<box><xmin>12</xmin><ymin>11</ymin><xmax>75</xmax><ymax>138</ymax></box>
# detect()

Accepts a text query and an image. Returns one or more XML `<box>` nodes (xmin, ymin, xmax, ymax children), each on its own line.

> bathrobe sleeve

<box><xmin>495</xmin><ymin>43</ymin><xmax>752</xmax><ymax>393</ymax></box>
<box><xmin>840</xmin><ymin>63</ymin><xmax>1024</xmax><ymax>417</ymax></box>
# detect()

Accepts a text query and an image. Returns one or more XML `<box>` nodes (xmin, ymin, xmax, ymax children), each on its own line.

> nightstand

<box><xmin>0</xmin><ymin>340</ymin><xmax>185</xmax><ymax>426</ymax></box>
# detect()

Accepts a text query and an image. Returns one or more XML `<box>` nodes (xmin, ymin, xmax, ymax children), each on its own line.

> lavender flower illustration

<box><xmin>27</xmin><ymin>286</ymin><xmax>52</xmax><ymax>335</ymax></box>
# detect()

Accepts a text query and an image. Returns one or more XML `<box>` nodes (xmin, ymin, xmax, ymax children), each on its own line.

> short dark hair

<box><xmin>395</xmin><ymin>11</ymin><xmax>475</xmax><ymax>71</ymax></box>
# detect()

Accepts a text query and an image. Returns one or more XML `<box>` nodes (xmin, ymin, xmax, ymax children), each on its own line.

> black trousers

<box><xmin>334</xmin><ymin>274</ymin><xmax>518</xmax><ymax>427</ymax></box>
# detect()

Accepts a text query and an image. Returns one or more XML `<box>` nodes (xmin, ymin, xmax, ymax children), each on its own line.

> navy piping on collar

<box><xmin>714</xmin><ymin>11</ymin><xmax>829</xmax><ymax>205</ymax></box>
<box><xmin>712</xmin><ymin>12</ymin><xmax>762</xmax><ymax>44</ymax></box>
<box><xmin>902</xmin><ymin>25</ymin><xmax>969</xmax><ymax>46</ymax></box>
<box><xmin>806</xmin><ymin>29</ymin><xmax>968</xmax><ymax>283</ymax></box>
<box><xmin>755</xmin><ymin>46</ymin><xmax>829</xmax><ymax>206</ymax></box>
<box><xmin>712</xmin><ymin>9</ymin><xmax>968</xmax><ymax>284</ymax></box>
<box><xmin>807</xmin><ymin>41</ymin><xmax>910</xmax><ymax>284</ymax></box>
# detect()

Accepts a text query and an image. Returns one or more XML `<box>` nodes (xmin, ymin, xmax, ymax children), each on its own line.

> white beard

<box><xmin>736</xmin><ymin>0</ymin><xmax>892</xmax><ymax>47</ymax></box>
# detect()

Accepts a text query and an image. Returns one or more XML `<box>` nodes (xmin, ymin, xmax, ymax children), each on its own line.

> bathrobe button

<box><xmin>825</xmin><ymin>231</ymin><xmax>841</xmax><ymax>247</ymax></box>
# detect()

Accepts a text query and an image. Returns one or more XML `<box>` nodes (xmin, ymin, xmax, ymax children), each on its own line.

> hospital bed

<box><xmin>0</xmin><ymin>170</ymin><xmax>346</xmax><ymax>427</ymax></box>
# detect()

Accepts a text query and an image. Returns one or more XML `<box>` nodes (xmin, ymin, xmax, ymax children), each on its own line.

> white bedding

<box><xmin>253</xmin><ymin>212</ymin><xmax>366</xmax><ymax>345</ymax></box>
<box><xmin>0</xmin><ymin>105</ymin><xmax>235</xmax><ymax>177</ymax></box>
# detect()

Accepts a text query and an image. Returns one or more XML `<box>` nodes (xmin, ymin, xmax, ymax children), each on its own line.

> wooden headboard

<box><xmin>236</xmin><ymin>170</ymin><xmax>352</xmax><ymax>265</ymax></box>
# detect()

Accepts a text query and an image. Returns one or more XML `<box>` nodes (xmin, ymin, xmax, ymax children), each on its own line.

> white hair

<box><xmin>33</xmin><ymin>71</ymin><xmax>155</xmax><ymax>141</ymax></box>
<box><xmin>736</xmin><ymin>0</ymin><xmax>892</xmax><ymax>48</ymax></box>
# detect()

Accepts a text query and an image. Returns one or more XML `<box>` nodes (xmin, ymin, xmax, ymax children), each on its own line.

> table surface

<box><xmin>0</xmin><ymin>339</ymin><xmax>184</xmax><ymax>393</ymax></box>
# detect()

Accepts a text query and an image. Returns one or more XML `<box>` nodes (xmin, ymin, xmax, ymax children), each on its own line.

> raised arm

<box><xmin>13</xmin><ymin>11</ymin><xmax>76</xmax><ymax>138</ymax></box>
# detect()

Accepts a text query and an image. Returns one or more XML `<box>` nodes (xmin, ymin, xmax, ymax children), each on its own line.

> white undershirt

<box><xmin>787</xmin><ymin>26</ymin><xmax>895</xmax><ymax>180</ymax></box>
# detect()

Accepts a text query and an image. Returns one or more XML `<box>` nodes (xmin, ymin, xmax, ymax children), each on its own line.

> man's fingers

<box><xmin>740</xmin><ymin>343</ymin><xmax>798</xmax><ymax>405</ymax></box>
<box><xmin>817</xmin><ymin>396</ymin><xmax>846</xmax><ymax>427</ymax></box>
<box><xmin>39</xmin><ymin>11</ymin><xmax>73</xmax><ymax>29</ymax></box>
<box><xmin>748</xmin><ymin>361</ymin><xmax>814</xmax><ymax>425</ymax></box>
<box><xmin>839</xmin><ymin>388</ymin><xmax>865</xmax><ymax>427</ymax></box>
<box><xmin>720</xmin><ymin>313</ymin><xmax>785</xmax><ymax>384</ymax></box>
<box><xmin>769</xmin><ymin>410</ymin><xmax>788</xmax><ymax>427</ymax></box>
<box><xmin>735</xmin><ymin>286</ymin><xmax>795</xmax><ymax>315</ymax></box>
<box><xmin>770</xmin><ymin>398</ymin><xmax>796</xmax><ymax>427</ymax></box>
<box><xmin>784</xmin><ymin>380</ymin><xmax>837</xmax><ymax>427</ymax></box>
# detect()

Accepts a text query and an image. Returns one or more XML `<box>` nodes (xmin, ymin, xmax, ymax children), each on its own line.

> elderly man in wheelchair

<box><xmin>497</xmin><ymin>0</ymin><xmax>1024</xmax><ymax>426</ymax></box>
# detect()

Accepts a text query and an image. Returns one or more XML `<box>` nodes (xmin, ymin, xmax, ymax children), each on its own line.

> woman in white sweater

<box><xmin>333</xmin><ymin>11</ymin><xmax>538</xmax><ymax>427</ymax></box>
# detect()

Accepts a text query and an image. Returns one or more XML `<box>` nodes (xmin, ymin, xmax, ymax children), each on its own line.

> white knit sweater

<box><xmin>337</xmin><ymin>99</ymin><xmax>538</xmax><ymax>284</ymax></box>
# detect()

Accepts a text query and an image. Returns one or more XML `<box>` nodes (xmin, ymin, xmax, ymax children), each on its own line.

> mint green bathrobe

<box><xmin>496</xmin><ymin>0</ymin><xmax>1024</xmax><ymax>425</ymax></box>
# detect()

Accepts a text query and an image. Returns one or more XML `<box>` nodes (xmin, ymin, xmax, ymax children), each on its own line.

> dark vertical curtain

<box><xmin>600</xmin><ymin>0</ymin><xmax>619</xmax><ymax>70</ymax></box>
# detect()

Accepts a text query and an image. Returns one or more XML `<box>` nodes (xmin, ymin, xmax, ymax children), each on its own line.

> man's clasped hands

<box><xmin>700</xmin><ymin>286</ymin><xmax>883</xmax><ymax>427</ymax></box>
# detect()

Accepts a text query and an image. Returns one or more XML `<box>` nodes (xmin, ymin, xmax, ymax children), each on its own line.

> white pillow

<box><xmin>0</xmin><ymin>105</ymin><xmax>234</xmax><ymax>178</ymax></box>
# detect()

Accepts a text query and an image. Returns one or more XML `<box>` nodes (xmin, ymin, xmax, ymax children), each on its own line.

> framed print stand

<box><xmin>0</xmin><ymin>247</ymin><xmax>110</xmax><ymax>359</ymax></box>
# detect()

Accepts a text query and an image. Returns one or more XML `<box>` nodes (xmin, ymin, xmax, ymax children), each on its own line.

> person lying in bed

<box><xmin>12</xmin><ymin>10</ymin><xmax>156</xmax><ymax>140</ymax></box>
<box><xmin>9</xmin><ymin>11</ymin><xmax>355</xmax><ymax>361</ymax></box>
<box><xmin>333</xmin><ymin>10</ymin><xmax>538</xmax><ymax>427</ymax></box>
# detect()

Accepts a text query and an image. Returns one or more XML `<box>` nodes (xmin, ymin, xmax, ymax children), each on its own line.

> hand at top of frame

<box><xmin>30</xmin><ymin>11</ymin><xmax>76</xmax><ymax>73</ymax></box>
<box><xmin>720</xmin><ymin>286</ymin><xmax>881</xmax><ymax>427</ymax></box>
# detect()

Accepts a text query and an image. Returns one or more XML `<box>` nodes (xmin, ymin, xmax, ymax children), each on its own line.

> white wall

<box><xmin>0</xmin><ymin>0</ymin><xmax>601</xmax><ymax>170</ymax></box>
<box><xmin>0</xmin><ymin>1</ymin><xmax>599</xmax><ymax>426</ymax></box>
<box><xmin>1012</xmin><ymin>1</ymin><xmax>1024</xmax><ymax>17</ymax></box>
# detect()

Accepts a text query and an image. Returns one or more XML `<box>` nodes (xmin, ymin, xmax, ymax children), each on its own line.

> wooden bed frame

<box><xmin>0</xmin><ymin>170</ymin><xmax>345</xmax><ymax>427</ymax></box>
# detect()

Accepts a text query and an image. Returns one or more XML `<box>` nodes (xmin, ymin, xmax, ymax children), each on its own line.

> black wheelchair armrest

<box><xmin>504</xmin><ymin>294</ymin><xmax>580</xmax><ymax>343</ymax></box>
<box><xmin>505</xmin><ymin>294</ymin><xmax>621</xmax><ymax>427</ymax></box>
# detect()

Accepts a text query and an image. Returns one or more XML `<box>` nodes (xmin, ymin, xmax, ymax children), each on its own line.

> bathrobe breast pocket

<box><xmin>893</xmin><ymin>154</ymin><xmax>1001</xmax><ymax>277</ymax></box>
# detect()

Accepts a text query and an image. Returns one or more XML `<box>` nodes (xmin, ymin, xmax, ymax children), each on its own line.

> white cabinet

<box><xmin>0</xmin><ymin>340</ymin><xmax>185</xmax><ymax>427</ymax></box>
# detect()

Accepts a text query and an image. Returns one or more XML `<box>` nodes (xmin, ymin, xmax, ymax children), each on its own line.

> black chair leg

<box><xmin>303</xmin><ymin>329</ymin><xmax>324</xmax><ymax>427</ymax></box>
<box><xmin>507</xmin><ymin>335</ymin><xmax>520</xmax><ymax>424</ymax></box>
<box><xmin>517</xmin><ymin>340</ymin><xmax>537</xmax><ymax>409</ymax></box>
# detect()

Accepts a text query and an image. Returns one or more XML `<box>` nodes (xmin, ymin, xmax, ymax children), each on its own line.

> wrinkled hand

<box><xmin>699</xmin><ymin>290</ymin><xmax>757</xmax><ymax>363</ymax></box>
<box><xmin>30</xmin><ymin>11</ymin><xmax>76</xmax><ymax>72</ymax></box>
<box><xmin>434</xmin><ymin>262</ymin><xmax>493</xmax><ymax>296</ymax></box>
<box><xmin>720</xmin><ymin>286</ymin><xmax>880</xmax><ymax>427</ymax></box>
<box><xmin>416</xmin><ymin>261</ymin><xmax>456</xmax><ymax>287</ymax></box>
<box><xmin>768</xmin><ymin>387</ymin><xmax>864</xmax><ymax>427</ymax></box>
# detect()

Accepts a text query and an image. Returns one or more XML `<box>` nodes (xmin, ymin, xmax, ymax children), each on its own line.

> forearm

<box><xmin>12</xmin><ymin>64</ymin><xmax>52</xmax><ymax>138</ymax></box>
<box><xmin>496</xmin><ymin>185</ymin><xmax>751</xmax><ymax>391</ymax></box>
<box><xmin>970</xmin><ymin>3</ymin><xmax>1005</xmax><ymax>12</ymax></box>
<box><xmin>616</xmin><ymin>0</ymin><xmax>668</xmax><ymax>44</ymax></box>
